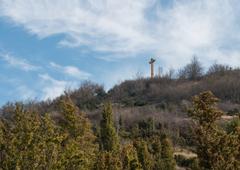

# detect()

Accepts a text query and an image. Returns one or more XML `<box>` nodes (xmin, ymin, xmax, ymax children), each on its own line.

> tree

<box><xmin>0</xmin><ymin>104</ymin><xmax>43</xmax><ymax>169</ymax></box>
<box><xmin>94</xmin><ymin>151</ymin><xmax>122</xmax><ymax>170</ymax></box>
<box><xmin>100</xmin><ymin>102</ymin><xmax>119</xmax><ymax>152</ymax></box>
<box><xmin>178</xmin><ymin>56</ymin><xmax>203</xmax><ymax>80</ymax></box>
<box><xmin>149</xmin><ymin>136</ymin><xmax>162</xmax><ymax>170</ymax></box>
<box><xmin>207</xmin><ymin>63</ymin><xmax>231</xmax><ymax>76</ymax></box>
<box><xmin>160</xmin><ymin>136</ymin><xmax>176</xmax><ymax>170</ymax></box>
<box><xmin>138</xmin><ymin>118</ymin><xmax>155</xmax><ymax>138</ymax></box>
<box><xmin>134</xmin><ymin>139</ymin><xmax>153</xmax><ymax>170</ymax></box>
<box><xmin>121</xmin><ymin>143</ymin><xmax>142</xmax><ymax>170</ymax></box>
<box><xmin>58</xmin><ymin>97</ymin><xmax>98</xmax><ymax>170</ymax></box>
<box><xmin>70</xmin><ymin>81</ymin><xmax>106</xmax><ymax>110</ymax></box>
<box><xmin>189</xmin><ymin>91</ymin><xmax>240</xmax><ymax>170</ymax></box>
<box><xmin>95</xmin><ymin>103</ymin><xmax>122</xmax><ymax>170</ymax></box>
<box><xmin>37</xmin><ymin>114</ymin><xmax>64</xmax><ymax>169</ymax></box>
<box><xmin>0</xmin><ymin>101</ymin><xmax>98</xmax><ymax>170</ymax></box>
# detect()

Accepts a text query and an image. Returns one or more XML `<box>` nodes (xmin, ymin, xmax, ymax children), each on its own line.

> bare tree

<box><xmin>178</xmin><ymin>56</ymin><xmax>203</xmax><ymax>80</ymax></box>
<box><xmin>207</xmin><ymin>63</ymin><xmax>231</xmax><ymax>76</ymax></box>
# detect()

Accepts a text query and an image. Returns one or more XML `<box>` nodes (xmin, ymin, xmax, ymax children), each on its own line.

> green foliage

<box><xmin>226</xmin><ymin>116</ymin><xmax>240</xmax><ymax>133</ymax></box>
<box><xmin>160</xmin><ymin>136</ymin><xmax>176</xmax><ymax>170</ymax></box>
<box><xmin>131</xmin><ymin>119</ymin><xmax>176</xmax><ymax>170</ymax></box>
<box><xmin>134</xmin><ymin>139</ymin><xmax>153</xmax><ymax>170</ymax></box>
<box><xmin>189</xmin><ymin>91</ymin><xmax>240</xmax><ymax>170</ymax></box>
<box><xmin>131</xmin><ymin>118</ymin><xmax>156</xmax><ymax>138</ymax></box>
<box><xmin>37</xmin><ymin>114</ymin><xmax>64</xmax><ymax>169</ymax></box>
<box><xmin>148</xmin><ymin>136</ymin><xmax>162</xmax><ymax>170</ymax></box>
<box><xmin>121</xmin><ymin>143</ymin><xmax>142</xmax><ymax>170</ymax></box>
<box><xmin>2</xmin><ymin>104</ymin><xmax>43</xmax><ymax>169</ymax></box>
<box><xmin>94</xmin><ymin>151</ymin><xmax>122</xmax><ymax>170</ymax></box>
<box><xmin>58</xmin><ymin>97</ymin><xmax>98</xmax><ymax>170</ymax></box>
<box><xmin>0</xmin><ymin>98</ymin><xmax>98</xmax><ymax>170</ymax></box>
<box><xmin>189</xmin><ymin>158</ymin><xmax>200</xmax><ymax>170</ymax></box>
<box><xmin>0</xmin><ymin>94</ymin><xmax>178</xmax><ymax>170</ymax></box>
<box><xmin>100</xmin><ymin>102</ymin><xmax>119</xmax><ymax>152</ymax></box>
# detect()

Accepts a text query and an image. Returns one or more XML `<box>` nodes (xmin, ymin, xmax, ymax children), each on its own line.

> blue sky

<box><xmin>0</xmin><ymin>0</ymin><xmax>240</xmax><ymax>106</ymax></box>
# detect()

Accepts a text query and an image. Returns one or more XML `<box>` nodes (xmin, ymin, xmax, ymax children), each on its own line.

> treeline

<box><xmin>0</xmin><ymin>96</ymin><xmax>176</xmax><ymax>170</ymax></box>
<box><xmin>1</xmin><ymin>57</ymin><xmax>240</xmax><ymax>115</ymax></box>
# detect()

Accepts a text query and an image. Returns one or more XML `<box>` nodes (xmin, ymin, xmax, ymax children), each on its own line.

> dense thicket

<box><xmin>0</xmin><ymin>100</ymin><xmax>176</xmax><ymax>170</ymax></box>
<box><xmin>0</xmin><ymin>97</ymin><xmax>98</xmax><ymax>170</ymax></box>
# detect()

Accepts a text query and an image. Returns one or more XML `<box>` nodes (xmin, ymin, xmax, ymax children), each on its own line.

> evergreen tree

<box><xmin>134</xmin><ymin>139</ymin><xmax>153</xmax><ymax>170</ymax></box>
<box><xmin>95</xmin><ymin>102</ymin><xmax>122</xmax><ymax>170</ymax></box>
<box><xmin>138</xmin><ymin>118</ymin><xmax>155</xmax><ymax>138</ymax></box>
<box><xmin>0</xmin><ymin>104</ymin><xmax>43</xmax><ymax>169</ymax></box>
<box><xmin>121</xmin><ymin>143</ymin><xmax>142</xmax><ymax>170</ymax></box>
<box><xmin>58</xmin><ymin>97</ymin><xmax>98</xmax><ymax>170</ymax></box>
<box><xmin>149</xmin><ymin>136</ymin><xmax>162</xmax><ymax>170</ymax></box>
<box><xmin>94</xmin><ymin>151</ymin><xmax>122</xmax><ymax>170</ymax></box>
<box><xmin>189</xmin><ymin>91</ymin><xmax>240</xmax><ymax>170</ymax></box>
<box><xmin>160</xmin><ymin>136</ymin><xmax>176</xmax><ymax>170</ymax></box>
<box><xmin>100</xmin><ymin>102</ymin><xmax>119</xmax><ymax>152</ymax></box>
<box><xmin>37</xmin><ymin>114</ymin><xmax>64</xmax><ymax>169</ymax></box>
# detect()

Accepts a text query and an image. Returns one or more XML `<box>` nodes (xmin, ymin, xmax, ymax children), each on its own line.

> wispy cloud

<box><xmin>50</xmin><ymin>62</ymin><xmax>91</xmax><ymax>79</ymax></box>
<box><xmin>39</xmin><ymin>73</ymin><xmax>78</xmax><ymax>100</ymax></box>
<box><xmin>0</xmin><ymin>53</ymin><xmax>39</xmax><ymax>71</ymax></box>
<box><xmin>16</xmin><ymin>85</ymin><xmax>37</xmax><ymax>100</ymax></box>
<box><xmin>0</xmin><ymin>0</ymin><xmax>240</xmax><ymax>67</ymax></box>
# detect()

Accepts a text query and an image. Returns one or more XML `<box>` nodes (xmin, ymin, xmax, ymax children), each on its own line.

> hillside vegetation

<box><xmin>0</xmin><ymin>57</ymin><xmax>240</xmax><ymax>169</ymax></box>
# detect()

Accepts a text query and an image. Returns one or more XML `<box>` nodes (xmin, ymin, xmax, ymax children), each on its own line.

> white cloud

<box><xmin>0</xmin><ymin>0</ymin><xmax>240</xmax><ymax>68</ymax></box>
<box><xmin>39</xmin><ymin>73</ymin><xmax>78</xmax><ymax>100</ymax></box>
<box><xmin>50</xmin><ymin>62</ymin><xmax>91</xmax><ymax>79</ymax></box>
<box><xmin>0</xmin><ymin>0</ymin><xmax>155</xmax><ymax>54</ymax></box>
<box><xmin>0</xmin><ymin>53</ymin><xmax>39</xmax><ymax>71</ymax></box>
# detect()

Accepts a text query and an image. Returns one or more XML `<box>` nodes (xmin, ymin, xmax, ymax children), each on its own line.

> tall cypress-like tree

<box><xmin>100</xmin><ymin>102</ymin><xmax>119</xmax><ymax>152</ymax></box>
<box><xmin>160</xmin><ymin>136</ymin><xmax>176</xmax><ymax>170</ymax></box>
<box><xmin>95</xmin><ymin>102</ymin><xmax>122</xmax><ymax>170</ymax></box>
<box><xmin>149</xmin><ymin>136</ymin><xmax>162</xmax><ymax>170</ymax></box>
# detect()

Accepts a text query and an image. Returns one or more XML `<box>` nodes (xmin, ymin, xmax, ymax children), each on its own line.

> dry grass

<box><xmin>221</xmin><ymin>115</ymin><xmax>238</xmax><ymax>120</ymax></box>
<box><xmin>174</xmin><ymin>147</ymin><xmax>197</xmax><ymax>159</ymax></box>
